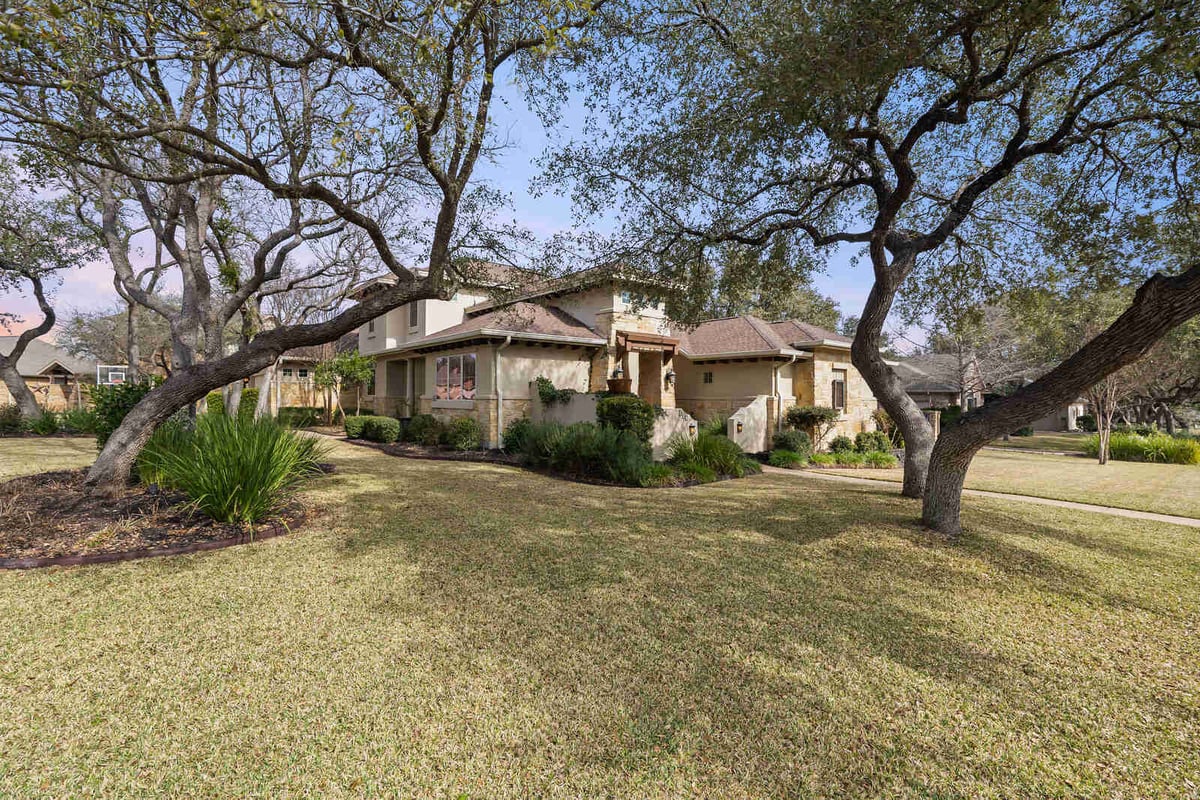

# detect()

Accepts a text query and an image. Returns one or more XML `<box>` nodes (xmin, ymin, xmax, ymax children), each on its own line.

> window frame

<box><xmin>702</xmin><ymin>371</ymin><xmax>714</xmax><ymax>384</ymax></box>
<box><xmin>434</xmin><ymin>353</ymin><xmax>477</xmax><ymax>405</ymax></box>
<box><xmin>831</xmin><ymin>368</ymin><xmax>847</xmax><ymax>411</ymax></box>
<box><xmin>408</xmin><ymin>302</ymin><xmax>419</xmax><ymax>331</ymax></box>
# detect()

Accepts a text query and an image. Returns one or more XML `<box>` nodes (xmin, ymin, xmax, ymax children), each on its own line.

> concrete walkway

<box><xmin>762</xmin><ymin>466</ymin><xmax>1200</xmax><ymax>529</ymax></box>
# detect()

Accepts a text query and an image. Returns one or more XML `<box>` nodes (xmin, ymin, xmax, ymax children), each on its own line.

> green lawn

<box><xmin>826</xmin><ymin>447</ymin><xmax>1200</xmax><ymax>519</ymax></box>
<box><xmin>0</xmin><ymin>436</ymin><xmax>96</xmax><ymax>478</ymax></box>
<box><xmin>2</xmin><ymin>438</ymin><xmax>1199</xmax><ymax>797</ymax></box>
<box><xmin>988</xmin><ymin>431</ymin><xmax>1091</xmax><ymax>453</ymax></box>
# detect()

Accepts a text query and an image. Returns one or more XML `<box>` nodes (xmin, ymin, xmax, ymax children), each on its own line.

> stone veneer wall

<box><xmin>808</xmin><ymin>348</ymin><xmax>878</xmax><ymax>445</ymax></box>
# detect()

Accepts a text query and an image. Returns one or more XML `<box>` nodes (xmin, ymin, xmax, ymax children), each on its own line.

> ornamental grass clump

<box><xmin>1088</xmin><ymin>432</ymin><xmax>1200</xmax><ymax>465</ymax></box>
<box><xmin>137</xmin><ymin>415</ymin><xmax>327</xmax><ymax>524</ymax></box>
<box><xmin>668</xmin><ymin>432</ymin><xmax>761</xmax><ymax>478</ymax></box>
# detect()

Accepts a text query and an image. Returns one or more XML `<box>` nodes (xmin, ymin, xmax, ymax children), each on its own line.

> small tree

<box><xmin>315</xmin><ymin>352</ymin><xmax>376</xmax><ymax>423</ymax></box>
<box><xmin>785</xmin><ymin>406</ymin><xmax>841</xmax><ymax>449</ymax></box>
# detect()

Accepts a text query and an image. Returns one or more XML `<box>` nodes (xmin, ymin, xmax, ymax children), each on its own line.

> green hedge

<box><xmin>829</xmin><ymin>435</ymin><xmax>854</xmax><ymax>453</ymax></box>
<box><xmin>405</xmin><ymin>414</ymin><xmax>443</xmax><ymax>446</ymax></box>
<box><xmin>767</xmin><ymin>449</ymin><xmax>806</xmax><ymax>468</ymax></box>
<box><xmin>447</xmin><ymin>417</ymin><xmax>482</xmax><ymax>451</ymax></box>
<box><xmin>343</xmin><ymin>414</ymin><xmax>372</xmax><ymax>439</ymax></box>
<box><xmin>502</xmin><ymin>416</ymin><xmax>534</xmax><ymax>453</ymax></box>
<box><xmin>596</xmin><ymin>394</ymin><xmax>655</xmax><ymax>446</ymax></box>
<box><xmin>238</xmin><ymin>388</ymin><xmax>259</xmax><ymax>422</ymax></box>
<box><xmin>205</xmin><ymin>391</ymin><xmax>225</xmax><ymax>415</ymax></box>
<box><xmin>521</xmin><ymin>421</ymin><xmax>651</xmax><ymax>485</ymax></box>
<box><xmin>91</xmin><ymin>381</ymin><xmax>156</xmax><ymax>449</ymax></box>
<box><xmin>855</xmin><ymin>431</ymin><xmax>891</xmax><ymax>453</ymax></box>
<box><xmin>772</xmin><ymin>429</ymin><xmax>813</xmax><ymax>459</ymax></box>
<box><xmin>361</xmin><ymin>416</ymin><xmax>401</xmax><ymax>443</ymax></box>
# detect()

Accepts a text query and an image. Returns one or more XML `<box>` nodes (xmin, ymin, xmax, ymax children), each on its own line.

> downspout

<box><xmin>494</xmin><ymin>336</ymin><xmax>513</xmax><ymax>449</ymax></box>
<box><xmin>774</xmin><ymin>354</ymin><xmax>799</xmax><ymax>431</ymax></box>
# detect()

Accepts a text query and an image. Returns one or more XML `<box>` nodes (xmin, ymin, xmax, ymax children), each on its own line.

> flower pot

<box><xmin>607</xmin><ymin>378</ymin><xmax>633</xmax><ymax>394</ymax></box>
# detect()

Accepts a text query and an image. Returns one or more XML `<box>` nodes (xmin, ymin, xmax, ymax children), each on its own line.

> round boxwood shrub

<box><xmin>828</xmin><ymin>434</ymin><xmax>854</xmax><ymax>453</ymax></box>
<box><xmin>1076</xmin><ymin>414</ymin><xmax>1097</xmax><ymax>432</ymax></box>
<box><xmin>405</xmin><ymin>413</ymin><xmax>442</xmax><ymax>446</ymax></box>
<box><xmin>91</xmin><ymin>380</ymin><xmax>156</xmax><ymax>449</ymax></box>
<box><xmin>447</xmin><ymin>417</ymin><xmax>483</xmax><ymax>451</ymax></box>
<box><xmin>502</xmin><ymin>416</ymin><xmax>534</xmax><ymax>453</ymax></box>
<box><xmin>362</xmin><ymin>415</ymin><xmax>400</xmax><ymax>443</ymax></box>
<box><xmin>772</xmin><ymin>429</ymin><xmax>812</xmax><ymax>459</ymax></box>
<box><xmin>855</xmin><ymin>430</ymin><xmax>891</xmax><ymax>453</ymax></box>
<box><xmin>595</xmin><ymin>394</ymin><xmax>655</xmax><ymax>445</ymax></box>
<box><xmin>343</xmin><ymin>414</ymin><xmax>370</xmax><ymax>439</ymax></box>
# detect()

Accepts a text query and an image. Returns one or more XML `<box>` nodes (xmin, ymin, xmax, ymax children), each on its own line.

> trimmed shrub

<box><xmin>767</xmin><ymin>449</ymin><xmax>806</xmax><ymax>469</ymax></box>
<box><xmin>1076</xmin><ymin>414</ymin><xmax>1097</xmax><ymax>432</ymax></box>
<box><xmin>238</xmin><ymin>388</ymin><xmax>260</xmax><ymax>422</ymax></box>
<box><xmin>829</xmin><ymin>435</ymin><xmax>854</xmax><ymax>453</ymax></box>
<box><xmin>405</xmin><ymin>413</ymin><xmax>442</xmax><ymax>446</ymax></box>
<box><xmin>361</xmin><ymin>415</ymin><xmax>401</xmax><ymax>443</ymax></box>
<box><xmin>938</xmin><ymin>405</ymin><xmax>964</xmax><ymax>427</ymax></box>
<box><xmin>772</xmin><ymin>429</ymin><xmax>813</xmax><ymax>459</ymax></box>
<box><xmin>29</xmin><ymin>412</ymin><xmax>59</xmax><ymax>436</ymax></box>
<box><xmin>668</xmin><ymin>432</ymin><xmax>761</xmax><ymax>478</ymax></box>
<box><xmin>137</xmin><ymin>414</ymin><xmax>326</xmax><ymax>524</ymax></box>
<box><xmin>810</xmin><ymin>453</ymin><xmax>837</xmax><ymax>467</ymax></box>
<box><xmin>1086</xmin><ymin>432</ymin><xmax>1200</xmax><ymax>465</ymax></box>
<box><xmin>91</xmin><ymin>381</ymin><xmax>155</xmax><ymax>449</ymax></box>
<box><xmin>0</xmin><ymin>403</ymin><xmax>24</xmax><ymax>435</ymax></box>
<box><xmin>1011</xmin><ymin>426</ymin><xmax>1034</xmax><ymax>437</ymax></box>
<box><xmin>864</xmin><ymin>450</ymin><xmax>900</xmax><ymax>468</ymax></box>
<box><xmin>59</xmin><ymin>408</ymin><xmax>97</xmax><ymax>434</ymax></box>
<box><xmin>277</xmin><ymin>406</ymin><xmax>323</xmax><ymax>428</ymax></box>
<box><xmin>548</xmin><ymin>423</ymin><xmax>651</xmax><ymax>484</ymax></box>
<box><xmin>205</xmin><ymin>391</ymin><xmax>225</xmax><ymax>415</ymax></box>
<box><xmin>447</xmin><ymin>417</ymin><xmax>483</xmax><ymax>451</ymax></box>
<box><xmin>520</xmin><ymin>421</ymin><xmax>567</xmax><ymax>467</ymax></box>
<box><xmin>786</xmin><ymin>405</ymin><xmax>840</xmax><ymax>442</ymax></box>
<box><xmin>343</xmin><ymin>414</ymin><xmax>371</xmax><ymax>439</ymax></box>
<box><xmin>502</xmin><ymin>416</ymin><xmax>534</xmax><ymax>453</ymax></box>
<box><xmin>596</xmin><ymin>394</ymin><xmax>655</xmax><ymax>446</ymax></box>
<box><xmin>855</xmin><ymin>430</ymin><xmax>891</xmax><ymax>453</ymax></box>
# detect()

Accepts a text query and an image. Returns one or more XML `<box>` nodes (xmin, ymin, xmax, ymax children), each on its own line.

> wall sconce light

<box><xmin>735</xmin><ymin>420</ymin><xmax>744</xmax><ymax>434</ymax></box>
<box><xmin>688</xmin><ymin>422</ymin><xmax>697</xmax><ymax>436</ymax></box>
<box><xmin>665</xmin><ymin>369</ymin><xmax>676</xmax><ymax>388</ymax></box>
<box><xmin>612</xmin><ymin>366</ymin><xmax>624</xmax><ymax>379</ymax></box>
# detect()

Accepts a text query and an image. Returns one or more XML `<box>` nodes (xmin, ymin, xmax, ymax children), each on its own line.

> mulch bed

<box><xmin>0</xmin><ymin>469</ymin><xmax>309</xmax><ymax>569</ymax></box>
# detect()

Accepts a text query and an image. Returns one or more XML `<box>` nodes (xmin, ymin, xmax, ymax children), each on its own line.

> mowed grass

<box><xmin>987</xmin><ymin>431</ymin><xmax>1091</xmax><ymax>453</ymax></box>
<box><xmin>826</xmin><ymin>447</ymin><xmax>1200</xmax><ymax>519</ymax></box>
<box><xmin>0</xmin><ymin>436</ymin><xmax>96</xmax><ymax>478</ymax></box>
<box><xmin>2</xmin><ymin>438</ymin><xmax>1199</xmax><ymax>798</ymax></box>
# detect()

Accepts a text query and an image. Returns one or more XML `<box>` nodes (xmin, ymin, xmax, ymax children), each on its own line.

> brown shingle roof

<box><xmin>423</xmin><ymin>302</ymin><xmax>602</xmax><ymax>342</ymax></box>
<box><xmin>676</xmin><ymin>315</ymin><xmax>850</xmax><ymax>358</ymax></box>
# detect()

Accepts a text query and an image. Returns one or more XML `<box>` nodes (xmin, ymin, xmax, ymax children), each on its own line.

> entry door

<box><xmin>636</xmin><ymin>351</ymin><xmax>662</xmax><ymax>406</ymax></box>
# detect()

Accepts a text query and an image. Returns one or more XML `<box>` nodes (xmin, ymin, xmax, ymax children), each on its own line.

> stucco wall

<box><xmin>498</xmin><ymin>345</ymin><xmax>591</xmax><ymax>398</ymax></box>
<box><xmin>728</xmin><ymin>395</ymin><xmax>771</xmax><ymax>453</ymax></box>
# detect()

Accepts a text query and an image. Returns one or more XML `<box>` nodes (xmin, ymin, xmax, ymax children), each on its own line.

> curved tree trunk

<box><xmin>851</xmin><ymin>276</ymin><xmax>934</xmax><ymax>498</ymax></box>
<box><xmin>84</xmin><ymin>281</ymin><xmax>431</xmax><ymax>493</ymax></box>
<box><xmin>255</xmin><ymin>362</ymin><xmax>276</xmax><ymax>419</ymax></box>
<box><xmin>924</xmin><ymin>264</ymin><xmax>1200</xmax><ymax>536</ymax></box>
<box><xmin>0</xmin><ymin>361</ymin><xmax>41</xmax><ymax>418</ymax></box>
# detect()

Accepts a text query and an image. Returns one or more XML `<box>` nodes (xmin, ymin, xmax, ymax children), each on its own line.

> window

<box><xmin>367</xmin><ymin>319</ymin><xmax>375</xmax><ymax>334</ymax></box>
<box><xmin>409</xmin><ymin>302</ymin><xmax>419</xmax><ymax>330</ymax></box>
<box><xmin>435</xmin><ymin>353</ymin><xmax>477</xmax><ymax>400</ymax></box>
<box><xmin>832</xmin><ymin>369</ymin><xmax>847</xmax><ymax>410</ymax></box>
<box><xmin>702</xmin><ymin>371</ymin><xmax>714</xmax><ymax>384</ymax></box>
<box><xmin>298</xmin><ymin>368</ymin><xmax>309</xmax><ymax>380</ymax></box>
<box><xmin>282</xmin><ymin>368</ymin><xmax>294</xmax><ymax>379</ymax></box>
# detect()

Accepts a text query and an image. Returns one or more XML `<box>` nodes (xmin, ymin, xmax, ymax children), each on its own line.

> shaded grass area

<box><xmin>1</xmin><ymin>439</ymin><xmax>1198</xmax><ymax>797</ymax></box>
<box><xmin>987</xmin><ymin>431</ymin><xmax>1090</xmax><ymax>453</ymax></box>
<box><xmin>0</xmin><ymin>436</ymin><xmax>95</xmax><ymax>479</ymax></box>
<box><xmin>827</xmin><ymin>447</ymin><xmax>1200</xmax><ymax>519</ymax></box>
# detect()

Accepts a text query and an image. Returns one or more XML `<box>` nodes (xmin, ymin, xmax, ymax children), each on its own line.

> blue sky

<box><xmin>4</xmin><ymin>80</ymin><xmax>890</xmax><ymax>343</ymax></box>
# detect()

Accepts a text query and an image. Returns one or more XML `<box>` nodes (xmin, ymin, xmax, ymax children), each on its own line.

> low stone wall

<box><xmin>728</xmin><ymin>395</ymin><xmax>771</xmax><ymax>453</ymax></box>
<box><xmin>651</xmin><ymin>407</ymin><xmax>697</xmax><ymax>460</ymax></box>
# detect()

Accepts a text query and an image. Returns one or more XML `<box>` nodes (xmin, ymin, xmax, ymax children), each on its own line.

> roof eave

<box><xmin>373</xmin><ymin>328</ymin><xmax>605</xmax><ymax>356</ymax></box>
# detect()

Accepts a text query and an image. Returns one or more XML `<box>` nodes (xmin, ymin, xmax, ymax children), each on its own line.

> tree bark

<box><xmin>924</xmin><ymin>264</ymin><xmax>1200</xmax><ymax>536</ymax></box>
<box><xmin>255</xmin><ymin>362</ymin><xmax>276</xmax><ymax>419</ymax></box>
<box><xmin>851</xmin><ymin>276</ymin><xmax>935</xmax><ymax>498</ymax></box>
<box><xmin>84</xmin><ymin>281</ymin><xmax>431</xmax><ymax>493</ymax></box>
<box><xmin>0</xmin><ymin>361</ymin><xmax>41</xmax><ymax>418</ymax></box>
<box><xmin>0</xmin><ymin>271</ymin><xmax>56</xmax><ymax>418</ymax></box>
<box><xmin>125</xmin><ymin>301</ymin><xmax>140</xmax><ymax>383</ymax></box>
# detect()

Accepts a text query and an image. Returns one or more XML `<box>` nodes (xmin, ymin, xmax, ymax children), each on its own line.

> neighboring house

<box><xmin>1031</xmin><ymin>398</ymin><xmax>1089</xmax><ymax>432</ymax></box>
<box><xmin>356</xmin><ymin>266</ymin><xmax>878</xmax><ymax>449</ymax></box>
<box><xmin>0</xmin><ymin>337</ymin><xmax>98</xmax><ymax>411</ymax></box>
<box><xmin>243</xmin><ymin>332</ymin><xmax>362</xmax><ymax>414</ymax></box>
<box><xmin>895</xmin><ymin>353</ymin><xmax>985</xmax><ymax>411</ymax></box>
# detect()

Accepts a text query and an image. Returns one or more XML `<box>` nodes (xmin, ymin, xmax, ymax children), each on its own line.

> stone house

<box><xmin>356</xmin><ymin>268</ymin><xmax>879</xmax><ymax>450</ymax></box>
<box><xmin>0</xmin><ymin>337</ymin><xmax>97</xmax><ymax>411</ymax></box>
